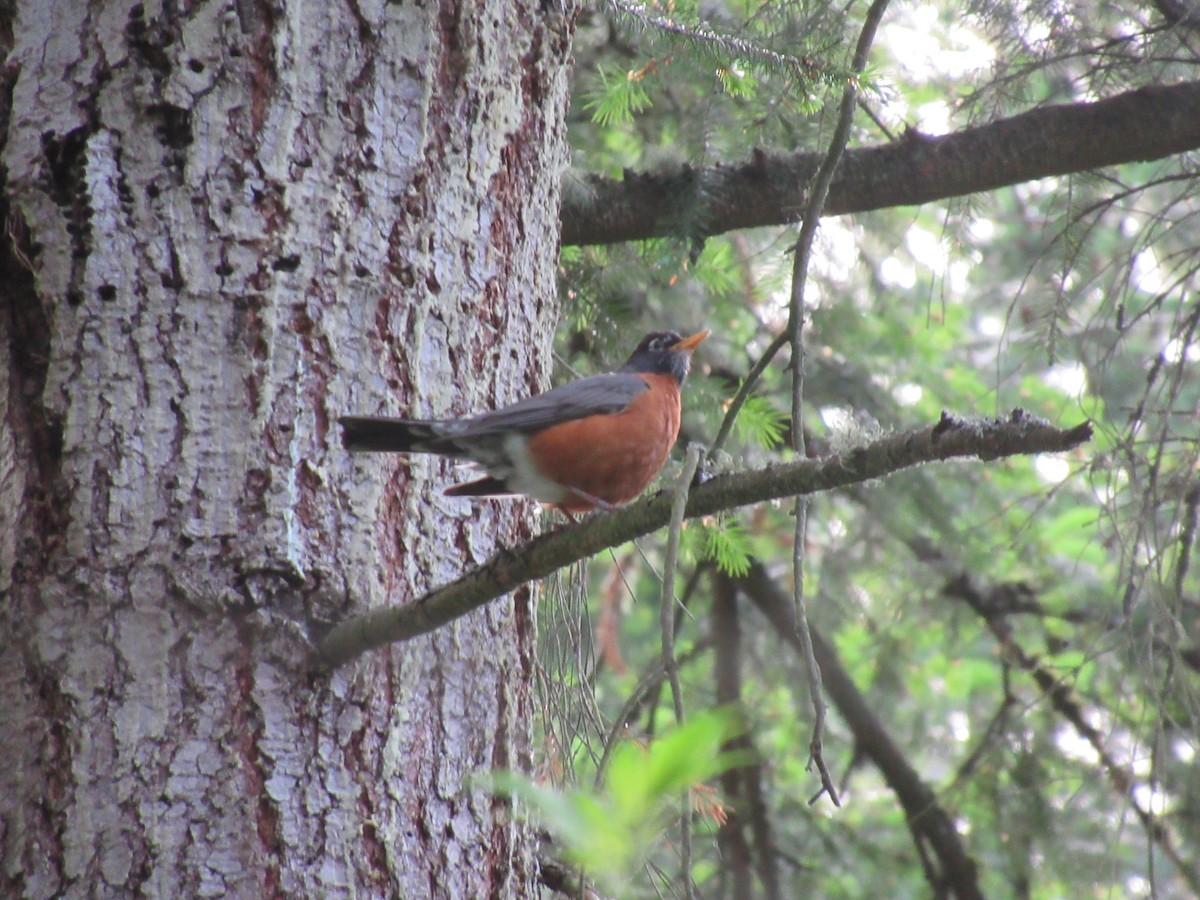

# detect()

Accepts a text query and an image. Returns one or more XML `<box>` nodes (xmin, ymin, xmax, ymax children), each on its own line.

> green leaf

<box><xmin>693</xmin><ymin>239</ymin><xmax>743</xmax><ymax>301</ymax></box>
<box><xmin>700</xmin><ymin>519</ymin><xmax>753</xmax><ymax>577</ymax></box>
<box><xmin>716</xmin><ymin>61</ymin><xmax>758</xmax><ymax>98</ymax></box>
<box><xmin>583</xmin><ymin>65</ymin><xmax>653</xmax><ymax>127</ymax></box>
<box><xmin>734</xmin><ymin>393</ymin><xmax>788</xmax><ymax>450</ymax></box>
<box><xmin>487</xmin><ymin>710</ymin><xmax>744</xmax><ymax>887</ymax></box>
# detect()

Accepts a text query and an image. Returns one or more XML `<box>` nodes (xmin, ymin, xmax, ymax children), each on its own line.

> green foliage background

<box><xmin>529</xmin><ymin>1</ymin><xmax>1199</xmax><ymax>896</ymax></box>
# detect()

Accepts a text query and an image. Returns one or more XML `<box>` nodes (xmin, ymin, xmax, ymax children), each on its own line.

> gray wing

<box><xmin>447</xmin><ymin>372</ymin><xmax>648</xmax><ymax>439</ymax></box>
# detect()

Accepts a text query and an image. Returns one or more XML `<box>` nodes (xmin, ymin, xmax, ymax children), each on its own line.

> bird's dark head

<box><xmin>621</xmin><ymin>329</ymin><xmax>709</xmax><ymax>384</ymax></box>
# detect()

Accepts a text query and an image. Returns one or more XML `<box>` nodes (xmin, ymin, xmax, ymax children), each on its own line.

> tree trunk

<box><xmin>1</xmin><ymin>1</ymin><xmax>573</xmax><ymax>896</ymax></box>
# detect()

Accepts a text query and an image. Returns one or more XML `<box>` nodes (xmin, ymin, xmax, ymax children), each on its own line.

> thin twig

<box><xmin>659</xmin><ymin>444</ymin><xmax>704</xmax><ymax>900</ymax></box>
<box><xmin>710</xmin><ymin>0</ymin><xmax>892</xmax><ymax>463</ymax></box>
<box><xmin>606</xmin><ymin>0</ymin><xmax>825</xmax><ymax>80</ymax></box>
<box><xmin>945</xmin><ymin>573</ymin><xmax>1200</xmax><ymax>895</ymax></box>
<box><xmin>710</xmin><ymin>331</ymin><xmax>789</xmax><ymax>455</ymax></box>
<box><xmin>857</xmin><ymin>96</ymin><xmax>896</xmax><ymax>141</ymax></box>
<box><xmin>784</xmin><ymin>0</ymin><xmax>893</xmax><ymax>807</ymax></box>
<box><xmin>742</xmin><ymin>561</ymin><xmax>986</xmax><ymax>900</ymax></box>
<box><xmin>1177</xmin><ymin>485</ymin><xmax>1200</xmax><ymax>597</ymax></box>
<box><xmin>593</xmin><ymin>638</ymin><xmax>714</xmax><ymax>790</ymax></box>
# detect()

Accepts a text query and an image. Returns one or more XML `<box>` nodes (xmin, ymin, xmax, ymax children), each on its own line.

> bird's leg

<box><xmin>572</xmin><ymin>489</ymin><xmax>617</xmax><ymax>513</ymax></box>
<box><xmin>553</xmin><ymin>489</ymin><xmax>618</xmax><ymax>522</ymax></box>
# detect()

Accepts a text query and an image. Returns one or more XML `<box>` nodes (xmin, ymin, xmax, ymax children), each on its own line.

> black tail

<box><xmin>339</xmin><ymin>416</ymin><xmax>456</xmax><ymax>454</ymax></box>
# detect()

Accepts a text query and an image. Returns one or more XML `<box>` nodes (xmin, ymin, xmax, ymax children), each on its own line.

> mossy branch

<box><xmin>316</xmin><ymin>411</ymin><xmax>1092</xmax><ymax>668</ymax></box>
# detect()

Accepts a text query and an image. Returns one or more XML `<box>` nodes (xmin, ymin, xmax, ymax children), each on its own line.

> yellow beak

<box><xmin>671</xmin><ymin>330</ymin><xmax>710</xmax><ymax>352</ymax></box>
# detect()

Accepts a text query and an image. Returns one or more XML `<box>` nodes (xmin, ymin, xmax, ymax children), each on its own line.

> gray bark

<box><xmin>0</xmin><ymin>1</ymin><xmax>573</xmax><ymax>897</ymax></box>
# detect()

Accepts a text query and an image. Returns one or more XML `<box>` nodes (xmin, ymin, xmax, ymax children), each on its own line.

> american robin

<box><xmin>340</xmin><ymin>329</ymin><xmax>708</xmax><ymax>514</ymax></box>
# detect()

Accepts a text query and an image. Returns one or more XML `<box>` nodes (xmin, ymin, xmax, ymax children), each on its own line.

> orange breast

<box><xmin>526</xmin><ymin>374</ymin><xmax>682</xmax><ymax>513</ymax></box>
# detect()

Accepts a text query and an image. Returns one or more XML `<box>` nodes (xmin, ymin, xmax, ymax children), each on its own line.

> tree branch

<box><xmin>712</xmin><ymin>573</ymin><xmax>782</xmax><ymax>899</ymax></box>
<box><xmin>942</xmin><ymin>570</ymin><xmax>1200</xmax><ymax>895</ymax></box>
<box><xmin>316</xmin><ymin>411</ymin><xmax>1092</xmax><ymax>668</ymax></box>
<box><xmin>740</xmin><ymin>562</ymin><xmax>985</xmax><ymax>900</ymax></box>
<box><xmin>711</xmin><ymin>574</ymin><xmax>754</xmax><ymax>898</ymax></box>
<box><xmin>561</xmin><ymin>80</ymin><xmax>1200</xmax><ymax>246</ymax></box>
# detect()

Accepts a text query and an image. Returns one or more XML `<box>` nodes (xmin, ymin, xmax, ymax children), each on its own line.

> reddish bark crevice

<box><xmin>237</xmin><ymin>0</ymin><xmax>280</xmax><ymax>136</ymax></box>
<box><xmin>232</xmin><ymin>641</ymin><xmax>283</xmax><ymax>898</ymax></box>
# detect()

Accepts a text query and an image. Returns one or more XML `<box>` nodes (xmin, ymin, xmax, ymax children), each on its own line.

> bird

<box><xmin>340</xmin><ymin>329</ymin><xmax>708</xmax><ymax>514</ymax></box>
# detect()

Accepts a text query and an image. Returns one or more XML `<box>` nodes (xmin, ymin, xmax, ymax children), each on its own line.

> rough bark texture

<box><xmin>0</xmin><ymin>1</ymin><xmax>573</xmax><ymax>897</ymax></box>
<box><xmin>561</xmin><ymin>79</ymin><xmax>1200</xmax><ymax>246</ymax></box>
